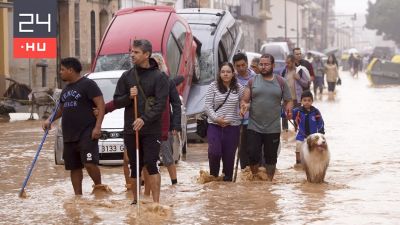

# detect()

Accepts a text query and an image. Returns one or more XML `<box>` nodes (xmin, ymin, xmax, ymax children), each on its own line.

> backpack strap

<box><xmin>132</xmin><ymin>66</ymin><xmax>148</xmax><ymax>101</ymax></box>
<box><xmin>295</xmin><ymin>110</ymin><xmax>301</xmax><ymax>125</ymax></box>
<box><xmin>249</xmin><ymin>75</ymin><xmax>285</xmax><ymax>100</ymax></box>
<box><xmin>275</xmin><ymin>75</ymin><xmax>285</xmax><ymax>99</ymax></box>
<box><xmin>281</xmin><ymin>68</ymin><xmax>286</xmax><ymax>77</ymax></box>
<box><xmin>248</xmin><ymin>77</ymin><xmax>254</xmax><ymax>100</ymax></box>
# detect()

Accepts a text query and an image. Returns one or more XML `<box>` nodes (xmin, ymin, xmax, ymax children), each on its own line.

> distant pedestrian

<box><xmin>293</xmin><ymin>47</ymin><xmax>315</xmax><ymax>82</ymax></box>
<box><xmin>325</xmin><ymin>54</ymin><xmax>340</xmax><ymax>100</ymax></box>
<box><xmin>305</xmin><ymin>52</ymin><xmax>314</xmax><ymax>63</ymax></box>
<box><xmin>312</xmin><ymin>56</ymin><xmax>325</xmax><ymax>98</ymax></box>
<box><xmin>240</xmin><ymin>54</ymin><xmax>293</xmax><ymax>181</ymax></box>
<box><xmin>205</xmin><ymin>62</ymin><xmax>244</xmax><ymax>181</ymax></box>
<box><xmin>42</xmin><ymin>57</ymin><xmax>106</xmax><ymax>195</ymax></box>
<box><xmin>353</xmin><ymin>55</ymin><xmax>360</xmax><ymax>78</ymax></box>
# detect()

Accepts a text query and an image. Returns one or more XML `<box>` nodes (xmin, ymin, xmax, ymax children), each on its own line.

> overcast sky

<box><xmin>334</xmin><ymin>0</ymin><xmax>374</xmax><ymax>14</ymax></box>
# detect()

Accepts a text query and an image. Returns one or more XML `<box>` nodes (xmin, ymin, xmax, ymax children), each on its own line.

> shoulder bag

<box><xmin>196</xmin><ymin>88</ymin><xmax>232</xmax><ymax>138</ymax></box>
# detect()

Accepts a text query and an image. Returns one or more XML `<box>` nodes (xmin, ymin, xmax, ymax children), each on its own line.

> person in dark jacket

<box><xmin>113</xmin><ymin>39</ymin><xmax>168</xmax><ymax>204</ymax></box>
<box><xmin>293</xmin><ymin>47</ymin><xmax>315</xmax><ymax>83</ymax></box>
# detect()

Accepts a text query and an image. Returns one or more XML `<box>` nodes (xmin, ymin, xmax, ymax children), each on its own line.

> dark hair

<box><xmin>132</xmin><ymin>39</ymin><xmax>152</xmax><ymax>56</ymax></box>
<box><xmin>301</xmin><ymin>90</ymin><xmax>314</xmax><ymax>101</ymax></box>
<box><xmin>251</xmin><ymin>57</ymin><xmax>260</xmax><ymax>64</ymax></box>
<box><xmin>286</xmin><ymin>54</ymin><xmax>296</xmax><ymax>62</ymax></box>
<box><xmin>61</xmin><ymin>57</ymin><xmax>82</xmax><ymax>73</ymax></box>
<box><xmin>217</xmin><ymin>62</ymin><xmax>238</xmax><ymax>93</ymax></box>
<box><xmin>260</xmin><ymin>54</ymin><xmax>275</xmax><ymax>64</ymax></box>
<box><xmin>293</xmin><ymin>47</ymin><xmax>301</xmax><ymax>53</ymax></box>
<box><xmin>233</xmin><ymin>52</ymin><xmax>248</xmax><ymax>64</ymax></box>
<box><xmin>327</xmin><ymin>54</ymin><xmax>338</xmax><ymax>66</ymax></box>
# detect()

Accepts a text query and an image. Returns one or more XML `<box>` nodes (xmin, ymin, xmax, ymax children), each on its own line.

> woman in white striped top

<box><xmin>204</xmin><ymin>62</ymin><xmax>244</xmax><ymax>181</ymax></box>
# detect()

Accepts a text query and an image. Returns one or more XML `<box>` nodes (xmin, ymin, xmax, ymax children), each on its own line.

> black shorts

<box><xmin>247</xmin><ymin>129</ymin><xmax>280</xmax><ymax>166</ymax></box>
<box><xmin>124</xmin><ymin>133</ymin><xmax>161</xmax><ymax>178</ymax></box>
<box><xmin>327</xmin><ymin>82</ymin><xmax>336</xmax><ymax>92</ymax></box>
<box><xmin>63</xmin><ymin>127</ymin><xmax>99</xmax><ymax>170</ymax></box>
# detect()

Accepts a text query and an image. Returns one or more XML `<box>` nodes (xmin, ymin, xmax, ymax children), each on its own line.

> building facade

<box><xmin>183</xmin><ymin>0</ymin><xmax>271</xmax><ymax>52</ymax></box>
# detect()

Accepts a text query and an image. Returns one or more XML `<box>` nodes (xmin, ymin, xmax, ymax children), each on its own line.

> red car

<box><xmin>92</xmin><ymin>6</ymin><xmax>199</xmax><ymax>105</ymax></box>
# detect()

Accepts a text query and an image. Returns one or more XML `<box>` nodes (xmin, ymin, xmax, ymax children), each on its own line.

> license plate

<box><xmin>100</xmin><ymin>143</ymin><xmax>124</xmax><ymax>153</ymax></box>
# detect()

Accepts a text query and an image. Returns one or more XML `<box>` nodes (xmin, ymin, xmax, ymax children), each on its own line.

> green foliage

<box><xmin>365</xmin><ymin>0</ymin><xmax>400</xmax><ymax>45</ymax></box>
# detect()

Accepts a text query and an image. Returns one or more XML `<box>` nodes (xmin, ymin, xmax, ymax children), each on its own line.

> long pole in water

<box><xmin>233</xmin><ymin>118</ymin><xmax>244</xmax><ymax>182</ymax></box>
<box><xmin>133</xmin><ymin>96</ymin><xmax>140</xmax><ymax>210</ymax></box>
<box><xmin>19</xmin><ymin>101</ymin><xmax>60</xmax><ymax>197</ymax></box>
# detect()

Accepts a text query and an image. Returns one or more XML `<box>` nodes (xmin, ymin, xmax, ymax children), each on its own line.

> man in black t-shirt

<box><xmin>43</xmin><ymin>57</ymin><xmax>105</xmax><ymax>195</ymax></box>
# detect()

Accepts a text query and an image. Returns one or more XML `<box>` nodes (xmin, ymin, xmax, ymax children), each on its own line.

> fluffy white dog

<box><xmin>301</xmin><ymin>133</ymin><xmax>330</xmax><ymax>183</ymax></box>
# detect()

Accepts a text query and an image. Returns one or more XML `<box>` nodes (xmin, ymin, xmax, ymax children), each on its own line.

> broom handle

<box><xmin>19</xmin><ymin>101</ymin><xmax>60</xmax><ymax>196</ymax></box>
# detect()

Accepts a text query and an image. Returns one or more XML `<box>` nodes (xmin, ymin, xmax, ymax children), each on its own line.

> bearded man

<box><xmin>240</xmin><ymin>54</ymin><xmax>293</xmax><ymax>180</ymax></box>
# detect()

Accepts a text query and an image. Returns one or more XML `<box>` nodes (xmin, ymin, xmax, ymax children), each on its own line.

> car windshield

<box><xmin>94</xmin><ymin>54</ymin><xmax>132</xmax><ymax>72</ymax></box>
<box><xmin>191</xmin><ymin>28</ymin><xmax>216</xmax><ymax>84</ymax></box>
<box><xmin>93</xmin><ymin>78</ymin><xmax>118</xmax><ymax>102</ymax></box>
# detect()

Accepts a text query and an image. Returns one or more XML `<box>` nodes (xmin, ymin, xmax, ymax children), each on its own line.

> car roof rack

<box><xmin>179</xmin><ymin>11</ymin><xmax>226</xmax><ymax>35</ymax></box>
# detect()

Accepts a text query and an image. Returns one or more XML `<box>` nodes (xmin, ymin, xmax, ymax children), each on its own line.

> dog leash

<box><xmin>287</xmin><ymin>119</ymin><xmax>308</xmax><ymax>138</ymax></box>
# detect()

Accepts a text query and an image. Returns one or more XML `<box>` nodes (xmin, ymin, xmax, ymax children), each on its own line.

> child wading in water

<box><xmin>290</xmin><ymin>90</ymin><xmax>325</xmax><ymax>165</ymax></box>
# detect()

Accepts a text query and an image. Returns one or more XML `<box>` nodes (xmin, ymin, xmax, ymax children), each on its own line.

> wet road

<box><xmin>1</xmin><ymin>71</ymin><xmax>400</xmax><ymax>224</ymax></box>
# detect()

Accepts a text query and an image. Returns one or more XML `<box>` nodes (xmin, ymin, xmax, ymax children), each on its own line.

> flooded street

<box><xmin>1</xmin><ymin>71</ymin><xmax>400</xmax><ymax>225</ymax></box>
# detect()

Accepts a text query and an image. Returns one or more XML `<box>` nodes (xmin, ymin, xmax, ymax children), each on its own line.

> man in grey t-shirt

<box><xmin>240</xmin><ymin>54</ymin><xmax>293</xmax><ymax>180</ymax></box>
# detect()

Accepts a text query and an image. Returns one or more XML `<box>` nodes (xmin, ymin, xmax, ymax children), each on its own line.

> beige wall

<box><xmin>0</xmin><ymin>1</ymin><xmax>9</xmax><ymax>95</ymax></box>
<box><xmin>60</xmin><ymin>0</ymin><xmax>118</xmax><ymax>72</ymax></box>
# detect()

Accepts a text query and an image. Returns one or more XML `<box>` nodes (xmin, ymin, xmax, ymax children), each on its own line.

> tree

<box><xmin>365</xmin><ymin>0</ymin><xmax>400</xmax><ymax>45</ymax></box>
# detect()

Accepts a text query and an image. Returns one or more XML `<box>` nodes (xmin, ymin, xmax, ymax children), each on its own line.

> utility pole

<box><xmin>296</xmin><ymin>0</ymin><xmax>299</xmax><ymax>47</ymax></box>
<box><xmin>284</xmin><ymin>0</ymin><xmax>287</xmax><ymax>41</ymax></box>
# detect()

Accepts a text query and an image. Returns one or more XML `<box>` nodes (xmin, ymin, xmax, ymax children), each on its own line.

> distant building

<box><xmin>266</xmin><ymin>0</ymin><xmax>336</xmax><ymax>51</ymax></box>
<box><xmin>2</xmin><ymin>0</ymin><xmax>184</xmax><ymax>93</ymax></box>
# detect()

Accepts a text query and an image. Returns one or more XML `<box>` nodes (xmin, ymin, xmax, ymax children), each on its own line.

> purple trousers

<box><xmin>207</xmin><ymin>124</ymin><xmax>240</xmax><ymax>180</ymax></box>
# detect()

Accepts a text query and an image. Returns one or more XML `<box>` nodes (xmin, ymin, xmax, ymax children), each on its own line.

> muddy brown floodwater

<box><xmin>1</xmin><ymin>71</ymin><xmax>400</xmax><ymax>224</ymax></box>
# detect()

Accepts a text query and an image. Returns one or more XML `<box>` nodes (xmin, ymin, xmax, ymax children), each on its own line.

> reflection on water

<box><xmin>1</xmin><ymin>72</ymin><xmax>400</xmax><ymax>224</ymax></box>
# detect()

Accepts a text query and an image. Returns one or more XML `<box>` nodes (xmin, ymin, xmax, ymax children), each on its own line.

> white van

<box><xmin>260</xmin><ymin>42</ymin><xmax>290</xmax><ymax>60</ymax></box>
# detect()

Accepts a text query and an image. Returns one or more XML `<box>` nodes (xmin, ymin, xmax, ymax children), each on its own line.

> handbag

<box><xmin>337</xmin><ymin>77</ymin><xmax>342</xmax><ymax>85</ymax></box>
<box><xmin>196</xmin><ymin>88</ymin><xmax>232</xmax><ymax>138</ymax></box>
